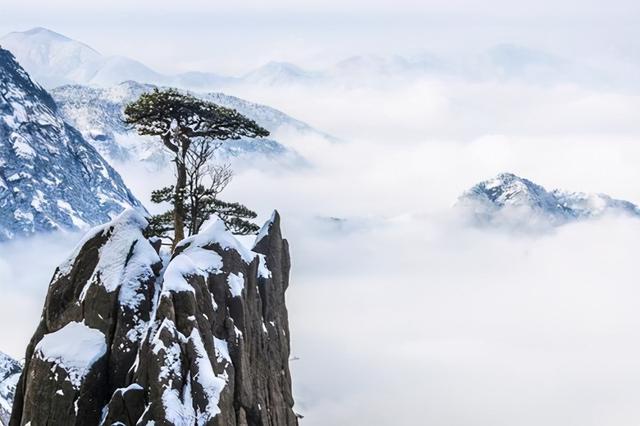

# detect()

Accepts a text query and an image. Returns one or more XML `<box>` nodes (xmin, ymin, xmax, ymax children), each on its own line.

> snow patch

<box><xmin>227</xmin><ymin>272</ymin><xmax>244</xmax><ymax>298</ymax></box>
<box><xmin>163</xmin><ymin>249</ymin><xmax>223</xmax><ymax>294</ymax></box>
<box><xmin>34</xmin><ymin>321</ymin><xmax>107</xmax><ymax>388</ymax></box>
<box><xmin>191</xmin><ymin>330</ymin><xmax>228</xmax><ymax>423</ymax></box>
<box><xmin>177</xmin><ymin>217</ymin><xmax>255</xmax><ymax>264</ymax></box>
<box><xmin>254</xmin><ymin>210</ymin><xmax>277</xmax><ymax>248</ymax></box>
<box><xmin>69</xmin><ymin>209</ymin><xmax>159</xmax><ymax>311</ymax></box>
<box><xmin>257</xmin><ymin>254</ymin><xmax>272</xmax><ymax>279</ymax></box>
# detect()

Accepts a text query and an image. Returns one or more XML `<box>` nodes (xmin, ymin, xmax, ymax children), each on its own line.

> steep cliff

<box><xmin>10</xmin><ymin>209</ymin><xmax>297</xmax><ymax>425</ymax></box>
<box><xmin>0</xmin><ymin>47</ymin><xmax>143</xmax><ymax>240</ymax></box>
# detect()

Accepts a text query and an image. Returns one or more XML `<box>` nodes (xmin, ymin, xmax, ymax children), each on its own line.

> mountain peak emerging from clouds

<box><xmin>242</xmin><ymin>61</ymin><xmax>319</xmax><ymax>85</ymax></box>
<box><xmin>457</xmin><ymin>172</ymin><xmax>640</xmax><ymax>230</ymax></box>
<box><xmin>18</xmin><ymin>27</ymin><xmax>82</xmax><ymax>44</ymax></box>
<box><xmin>0</xmin><ymin>27</ymin><xmax>163</xmax><ymax>88</ymax></box>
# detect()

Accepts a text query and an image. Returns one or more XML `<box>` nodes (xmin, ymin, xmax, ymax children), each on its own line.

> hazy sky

<box><xmin>2</xmin><ymin>2</ymin><xmax>640</xmax><ymax>424</ymax></box>
<box><xmin>1</xmin><ymin>0</ymin><xmax>639</xmax><ymax>74</ymax></box>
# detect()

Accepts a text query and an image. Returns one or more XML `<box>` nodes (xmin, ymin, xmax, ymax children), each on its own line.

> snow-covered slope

<box><xmin>0</xmin><ymin>27</ymin><xmax>102</xmax><ymax>88</ymax></box>
<box><xmin>0</xmin><ymin>27</ymin><xmax>163</xmax><ymax>88</ymax></box>
<box><xmin>0</xmin><ymin>27</ymin><xmax>610</xmax><ymax>92</ymax></box>
<box><xmin>51</xmin><ymin>81</ymin><xmax>312</xmax><ymax>167</ymax></box>
<box><xmin>0</xmin><ymin>352</ymin><xmax>21</xmax><ymax>426</ymax></box>
<box><xmin>457</xmin><ymin>173</ymin><xmax>640</xmax><ymax>230</ymax></box>
<box><xmin>0</xmin><ymin>28</ymin><xmax>234</xmax><ymax>91</ymax></box>
<box><xmin>0</xmin><ymin>47</ymin><xmax>143</xmax><ymax>240</ymax></box>
<box><xmin>242</xmin><ymin>61</ymin><xmax>322</xmax><ymax>86</ymax></box>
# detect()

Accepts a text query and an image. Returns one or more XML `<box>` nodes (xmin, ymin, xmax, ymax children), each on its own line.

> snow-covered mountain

<box><xmin>241</xmin><ymin>61</ymin><xmax>322</xmax><ymax>86</ymax></box>
<box><xmin>0</xmin><ymin>27</ymin><xmax>163</xmax><ymax>88</ymax></box>
<box><xmin>0</xmin><ymin>47</ymin><xmax>142</xmax><ymax>240</ymax></box>
<box><xmin>0</xmin><ymin>352</ymin><xmax>21</xmax><ymax>426</ymax></box>
<box><xmin>457</xmin><ymin>173</ymin><xmax>640</xmax><ymax>230</ymax></box>
<box><xmin>50</xmin><ymin>81</ymin><xmax>312</xmax><ymax>167</ymax></box>
<box><xmin>1</xmin><ymin>27</ymin><xmax>598</xmax><ymax>91</ymax></box>
<box><xmin>0</xmin><ymin>28</ymin><xmax>233</xmax><ymax>90</ymax></box>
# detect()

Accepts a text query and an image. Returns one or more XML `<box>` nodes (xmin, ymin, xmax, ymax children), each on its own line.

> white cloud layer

<box><xmin>1</xmin><ymin>13</ymin><xmax>640</xmax><ymax>424</ymax></box>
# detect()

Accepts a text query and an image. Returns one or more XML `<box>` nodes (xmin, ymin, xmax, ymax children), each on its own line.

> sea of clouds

<box><xmin>2</xmin><ymin>64</ymin><xmax>640</xmax><ymax>425</ymax></box>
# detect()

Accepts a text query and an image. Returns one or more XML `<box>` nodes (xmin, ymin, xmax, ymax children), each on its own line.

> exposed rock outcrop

<box><xmin>10</xmin><ymin>209</ymin><xmax>297</xmax><ymax>425</ymax></box>
<box><xmin>10</xmin><ymin>209</ymin><xmax>162</xmax><ymax>425</ymax></box>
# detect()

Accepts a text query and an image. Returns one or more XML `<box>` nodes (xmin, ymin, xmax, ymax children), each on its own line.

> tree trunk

<box><xmin>172</xmin><ymin>157</ymin><xmax>187</xmax><ymax>251</ymax></box>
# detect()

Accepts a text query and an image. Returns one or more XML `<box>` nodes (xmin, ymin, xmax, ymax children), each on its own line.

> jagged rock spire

<box><xmin>10</xmin><ymin>209</ymin><xmax>162</xmax><ymax>425</ymax></box>
<box><xmin>11</xmin><ymin>211</ymin><xmax>297</xmax><ymax>426</ymax></box>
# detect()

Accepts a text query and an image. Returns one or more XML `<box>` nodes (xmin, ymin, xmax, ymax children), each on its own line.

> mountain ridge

<box><xmin>50</xmin><ymin>81</ymin><xmax>315</xmax><ymax>167</ymax></box>
<box><xmin>0</xmin><ymin>27</ymin><xmax>600</xmax><ymax>91</ymax></box>
<box><xmin>0</xmin><ymin>47</ymin><xmax>143</xmax><ymax>240</ymax></box>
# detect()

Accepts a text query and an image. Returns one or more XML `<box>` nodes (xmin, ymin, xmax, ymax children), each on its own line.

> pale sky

<box><xmin>1</xmin><ymin>0</ymin><xmax>639</xmax><ymax>74</ymax></box>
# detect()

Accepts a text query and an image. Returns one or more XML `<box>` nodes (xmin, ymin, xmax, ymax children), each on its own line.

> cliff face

<box><xmin>0</xmin><ymin>47</ymin><xmax>143</xmax><ymax>241</ymax></box>
<box><xmin>10</xmin><ymin>210</ymin><xmax>297</xmax><ymax>426</ymax></box>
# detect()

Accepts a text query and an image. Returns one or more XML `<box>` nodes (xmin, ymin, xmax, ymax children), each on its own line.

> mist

<box><xmin>1</xmin><ymin>32</ymin><xmax>640</xmax><ymax>425</ymax></box>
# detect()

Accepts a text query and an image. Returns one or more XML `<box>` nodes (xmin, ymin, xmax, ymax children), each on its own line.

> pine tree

<box><xmin>124</xmin><ymin>89</ymin><xmax>268</xmax><ymax>248</ymax></box>
<box><xmin>146</xmin><ymin>164</ymin><xmax>260</xmax><ymax>243</ymax></box>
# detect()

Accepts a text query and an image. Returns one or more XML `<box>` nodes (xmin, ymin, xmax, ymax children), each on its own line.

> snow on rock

<box><xmin>0</xmin><ymin>352</ymin><xmax>21</xmax><ymax>425</ymax></box>
<box><xmin>12</xmin><ymin>211</ymin><xmax>296</xmax><ymax>425</ymax></box>
<box><xmin>254</xmin><ymin>210</ymin><xmax>277</xmax><ymax>248</ymax></box>
<box><xmin>102</xmin><ymin>210</ymin><xmax>297</xmax><ymax>425</ymax></box>
<box><xmin>0</xmin><ymin>47</ymin><xmax>143</xmax><ymax>241</ymax></box>
<box><xmin>456</xmin><ymin>172</ymin><xmax>640</xmax><ymax>231</ymax></box>
<box><xmin>10</xmin><ymin>212</ymin><xmax>162</xmax><ymax>425</ymax></box>
<box><xmin>257</xmin><ymin>254</ymin><xmax>272</xmax><ymax>279</ymax></box>
<box><xmin>190</xmin><ymin>329</ymin><xmax>228</xmax><ymax>423</ymax></box>
<box><xmin>34</xmin><ymin>322</ymin><xmax>107</xmax><ymax>389</ymax></box>
<box><xmin>227</xmin><ymin>272</ymin><xmax>245</xmax><ymax>297</ymax></box>
<box><xmin>177</xmin><ymin>217</ymin><xmax>256</xmax><ymax>263</ymax></box>
<box><xmin>162</xmin><ymin>249</ymin><xmax>223</xmax><ymax>294</ymax></box>
<box><xmin>53</xmin><ymin>208</ymin><xmax>160</xmax><ymax>312</ymax></box>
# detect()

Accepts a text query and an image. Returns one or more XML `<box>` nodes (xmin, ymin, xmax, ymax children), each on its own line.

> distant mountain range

<box><xmin>0</xmin><ymin>47</ymin><xmax>143</xmax><ymax>240</ymax></box>
<box><xmin>0</xmin><ymin>27</ymin><xmax>234</xmax><ymax>90</ymax></box>
<box><xmin>51</xmin><ymin>82</ymin><xmax>314</xmax><ymax>168</ymax></box>
<box><xmin>457</xmin><ymin>173</ymin><xmax>640</xmax><ymax>230</ymax></box>
<box><xmin>0</xmin><ymin>29</ymin><xmax>337</xmax><ymax>241</ymax></box>
<box><xmin>0</xmin><ymin>27</ymin><xmax>611</xmax><ymax>90</ymax></box>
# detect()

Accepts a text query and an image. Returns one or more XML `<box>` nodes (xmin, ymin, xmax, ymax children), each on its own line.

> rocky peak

<box><xmin>11</xmin><ymin>210</ymin><xmax>297</xmax><ymax>425</ymax></box>
<box><xmin>457</xmin><ymin>172</ymin><xmax>640</xmax><ymax>229</ymax></box>
<box><xmin>10</xmin><ymin>209</ymin><xmax>162</xmax><ymax>425</ymax></box>
<box><xmin>465</xmin><ymin>172</ymin><xmax>561</xmax><ymax>210</ymax></box>
<box><xmin>0</xmin><ymin>47</ymin><xmax>143</xmax><ymax>240</ymax></box>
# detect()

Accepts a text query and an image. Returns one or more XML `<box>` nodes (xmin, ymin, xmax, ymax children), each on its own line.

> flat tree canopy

<box><xmin>124</xmin><ymin>88</ymin><xmax>269</xmax><ymax>248</ymax></box>
<box><xmin>124</xmin><ymin>88</ymin><xmax>269</xmax><ymax>151</ymax></box>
